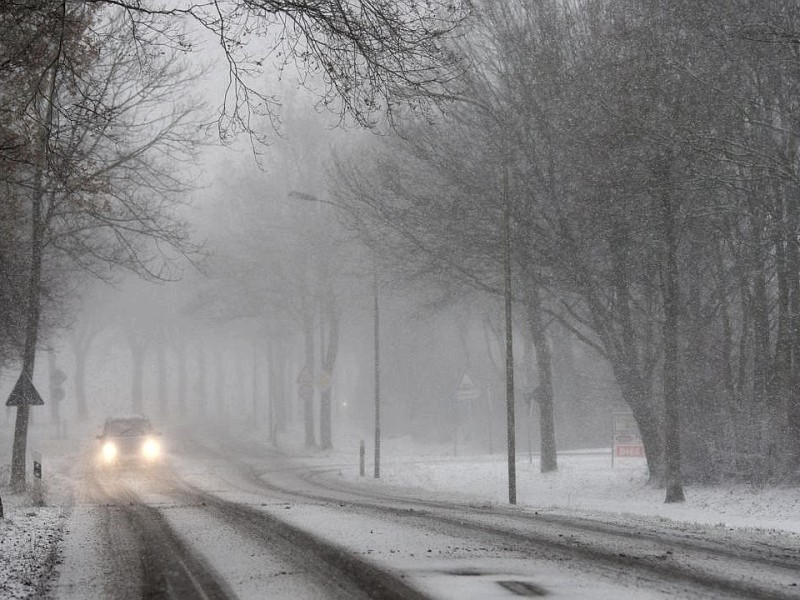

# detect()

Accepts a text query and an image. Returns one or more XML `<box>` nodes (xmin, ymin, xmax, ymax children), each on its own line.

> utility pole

<box><xmin>453</xmin><ymin>94</ymin><xmax>518</xmax><ymax>505</ymax></box>
<box><xmin>373</xmin><ymin>269</ymin><xmax>381</xmax><ymax>479</ymax></box>
<box><xmin>503</xmin><ymin>162</ymin><xmax>516</xmax><ymax>505</ymax></box>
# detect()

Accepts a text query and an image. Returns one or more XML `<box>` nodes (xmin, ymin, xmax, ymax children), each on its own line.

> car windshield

<box><xmin>103</xmin><ymin>418</ymin><xmax>151</xmax><ymax>437</ymax></box>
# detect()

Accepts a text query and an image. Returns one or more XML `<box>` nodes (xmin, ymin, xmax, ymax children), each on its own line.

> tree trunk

<box><xmin>131</xmin><ymin>342</ymin><xmax>144</xmax><ymax>414</ymax></box>
<box><xmin>319</xmin><ymin>293</ymin><xmax>339</xmax><ymax>450</ymax></box>
<box><xmin>584</xmin><ymin>290</ymin><xmax>664</xmax><ymax>481</ymax></box>
<box><xmin>714</xmin><ymin>245</ymin><xmax>735</xmax><ymax>403</ymax></box>
<box><xmin>772</xmin><ymin>203</ymin><xmax>791</xmax><ymax>416</ymax></box>
<box><xmin>751</xmin><ymin>225</ymin><xmax>771</xmax><ymax>410</ymax></box>
<box><xmin>614</xmin><ymin>364</ymin><xmax>664</xmax><ymax>482</ymax></box>
<box><xmin>251</xmin><ymin>339</ymin><xmax>259</xmax><ymax>429</ymax></box>
<box><xmin>785</xmin><ymin>187</ymin><xmax>800</xmax><ymax>476</ymax></box>
<box><xmin>524</xmin><ymin>287</ymin><xmax>557</xmax><ymax>473</ymax></box>
<box><xmin>303</xmin><ymin>313</ymin><xmax>316</xmax><ymax>448</ymax></box>
<box><xmin>157</xmin><ymin>338</ymin><xmax>167</xmax><ymax>417</ymax></box>
<box><xmin>660</xmin><ymin>166</ymin><xmax>685</xmax><ymax>504</ymax></box>
<box><xmin>68</xmin><ymin>323</ymin><xmax>99</xmax><ymax>422</ymax></box>
<box><xmin>214</xmin><ymin>346</ymin><xmax>226</xmax><ymax>423</ymax></box>
<box><xmin>195</xmin><ymin>344</ymin><xmax>207</xmax><ymax>418</ymax></box>
<box><xmin>176</xmin><ymin>341</ymin><xmax>187</xmax><ymax>413</ymax></box>
<box><xmin>598</xmin><ymin>221</ymin><xmax>664</xmax><ymax>483</ymax></box>
<box><xmin>10</xmin><ymin>18</ymin><xmax>62</xmax><ymax>489</ymax></box>
<box><xmin>278</xmin><ymin>345</ymin><xmax>289</xmax><ymax>432</ymax></box>
<box><xmin>73</xmin><ymin>339</ymin><xmax>89</xmax><ymax>421</ymax></box>
<box><xmin>267</xmin><ymin>339</ymin><xmax>281</xmax><ymax>440</ymax></box>
<box><xmin>47</xmin><ymin>350</ymin><xmax>61</xmax><ymax>430</ymax></box>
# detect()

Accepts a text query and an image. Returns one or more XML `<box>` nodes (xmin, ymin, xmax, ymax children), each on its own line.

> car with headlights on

<box><xmin>96</xmin><ymin>415</ymin><xmax>162</xmax><ymax>468</ymax></box>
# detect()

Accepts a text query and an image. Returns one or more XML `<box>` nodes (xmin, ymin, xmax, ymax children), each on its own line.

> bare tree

<box><xmin>84</xmin><ymin>0</ymin><xmax>470</xmax><ymax>139</ymax></box>
<box><xmin>6</xmin><ymin>5</ymin><xmax>205</xmax><ymax>489</ymax></box>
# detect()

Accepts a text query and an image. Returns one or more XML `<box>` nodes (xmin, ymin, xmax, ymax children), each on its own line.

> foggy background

<box><xmin>4</xmin><ymin>1</ymin><xmax>798</xmax><ymax>498</ymax></box>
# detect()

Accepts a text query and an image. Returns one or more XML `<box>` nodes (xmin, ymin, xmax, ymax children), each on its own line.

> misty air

<box><xmin>1</xmin><ymin>2</ymin><xmax>799</xmax><ymax>599</ymax></box>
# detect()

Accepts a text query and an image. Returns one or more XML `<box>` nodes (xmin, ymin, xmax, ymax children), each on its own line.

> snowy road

<box><xmin>53</xmin><ymin>469</ymin><xmax>233</xmax><ymax>599</ymax></box>
<box><xmin>49</xmin><ymin>462</ymin><xmax>429</xmax><ymax>599</ymax></box>
<box><xmin>40</xmin><ymin>436</ymin><xmax>800</xmax><ymax>599</ymax></box>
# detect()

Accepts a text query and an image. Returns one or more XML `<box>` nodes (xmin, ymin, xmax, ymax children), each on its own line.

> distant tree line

<box><xmin>331</xmin><ymin>0</ymin><xmax>800</xmax><ymax>497</ymax></box>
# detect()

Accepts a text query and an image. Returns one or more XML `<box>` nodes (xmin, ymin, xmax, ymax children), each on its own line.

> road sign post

<box><xmin>453</xmin><ymin>373</ymin><xmax>480</xmax><ymax>456</ymax></box>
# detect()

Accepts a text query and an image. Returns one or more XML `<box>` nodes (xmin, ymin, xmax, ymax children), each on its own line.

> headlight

<box><xmin>102</xmin><ymin>441</ymin><xmax>117</xmax><ymax>463</ymax></box>
<box><xmin>142</xmin><ymin>438</ymin><xmax>160</xmax><ymax>460</ymax></box>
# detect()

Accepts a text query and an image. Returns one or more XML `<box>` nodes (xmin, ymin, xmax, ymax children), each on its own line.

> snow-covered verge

<box><xmin>0</xmin><ymin>436</ymin><xmax>77</xmax><ymax>600</ymax></box>
<box><xmin>0</xmin><ymin>482</ymin><xmax>66</xmax><ymax>600</ymax></box>
<box><xmin>289</xmin><ymin>435</ymin><xmax>800</xmax><ymax>536</ymax></box>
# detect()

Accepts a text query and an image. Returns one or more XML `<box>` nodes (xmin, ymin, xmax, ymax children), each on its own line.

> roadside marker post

<box><xmin>32</xmin><ymin>450</ymin><xmax>43</xmax><ymax>506</ymax></box>
<box><xmin>33</xmin><ymin>451</ymin><xmax>42</xmax><ymax>480</ymax></box>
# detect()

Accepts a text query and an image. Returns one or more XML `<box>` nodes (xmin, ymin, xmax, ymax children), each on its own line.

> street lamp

<box><xmin>373</xmin><ymin>268</ymin><xmax>381</xmax><ymax>479</ymax></box>
<box><xmin>502</xmin><ymin>160</ymin><xmax>516</xmax><ymax>505</ymax></box>
<box><xmin>449</xmin><ymin>96</ymin><xmax>518</xmax><ymax>505</ymax></box>
<box><xmin>440</xmin><ymin>95</ymin><xmax>518</xmax><ymax>504</ymax></box>
<box><xmin>289</xmin><ymin>189</ymin><xmax>384</xmax><ymax>480</ymax></box>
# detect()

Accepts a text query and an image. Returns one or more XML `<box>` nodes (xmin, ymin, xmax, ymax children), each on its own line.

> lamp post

<box><xmin>445</xmin><ymin>95</ymin><xmax>517</xmax><ymax>504</ymax></box>
<box><xmin>289</xmin><ymin>190</ymin><xmax>385</xmax><ymax>479</ymax></box>
<box><xmin>502</xmin><ymin>161</ymin><xmax>516</xmax><ymax>505</ymax></box>
<box><xmin>453</xmin><ymin>97</ymin><xmax>517</xmax><ymax>505</ymax></box>
<box><xmin>373</xmin><ymin>268</ymin><xmax>381</xmax><ymax>479</ymax></box>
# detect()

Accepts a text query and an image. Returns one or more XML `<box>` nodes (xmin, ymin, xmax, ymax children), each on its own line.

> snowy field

<box><xmin>2</xmin><ymin>434</ymin><xmax>800</xmax><ymax>598</ymax></box>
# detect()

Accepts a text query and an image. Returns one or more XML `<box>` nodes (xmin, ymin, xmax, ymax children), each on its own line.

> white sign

<box><xmin>456</xmin><ymin>373</ymin><xmax>480</xmax><ymax>402</ymax></box>
<box><xmin>612</xmin><ymin>412</ymin><xmax>645</xmax><ymax>460</ymax></box>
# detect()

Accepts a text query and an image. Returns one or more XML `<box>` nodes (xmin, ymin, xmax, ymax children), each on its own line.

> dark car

<box><xmin>96</xmin><ymin>415</ymin><xmax>162</xmax><ymax>467</ymax></box>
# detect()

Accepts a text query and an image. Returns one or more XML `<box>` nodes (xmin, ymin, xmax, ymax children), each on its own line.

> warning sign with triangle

<box><xmin>296</xmin><ymin>367</ymin><xmax>314</xmax><ymax>385</ymax></box>
<box><xmin>6</xmin><ymin>372</ymin><xmax>44</xmax><ymax>407</ymax></box>
<box><xmin>456</xmin><ymin>372</ymin><xmax>480</xmax><ymax>402</ymax></box>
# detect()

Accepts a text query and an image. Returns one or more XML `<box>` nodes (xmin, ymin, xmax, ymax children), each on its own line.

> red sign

<box><xmin>616</xmin><ymin>445</ymin><xmax>645</xmax><ymax>457</ymax></box>
<box><xmin>612</xmin><ymin>412</ymin><xmax>645</xmax><ymax>463</ymax></box>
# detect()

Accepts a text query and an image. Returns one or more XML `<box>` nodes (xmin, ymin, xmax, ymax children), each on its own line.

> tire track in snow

<box><xmin>185</xmin><ymin>435</ymin><xmax>800</xmax><ymax>600</ymax></box>
<box><xmin>85</xmin><ymin>468</ymin><xmax>236</xmax><ymax>600</ymax></box>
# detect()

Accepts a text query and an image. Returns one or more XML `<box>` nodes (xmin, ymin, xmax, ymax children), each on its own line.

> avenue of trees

<box><xmin>7</xmin><ymin>0</ymin><xmax>800</xmax><ymax>507</ymax></box>
<box><xmin>330</xmin><ymin>0</ymin><xmax>800</xmax><ymax>499</ymax></box>
<box><xmin>0</xmin><ymin>0</ymin><xmax>469</xmax><ymax>489</ymax></box>
<box><xmin>1</xmin><ymin>4</ymin><xmax>205</xmax><ymax>489</ymax></box>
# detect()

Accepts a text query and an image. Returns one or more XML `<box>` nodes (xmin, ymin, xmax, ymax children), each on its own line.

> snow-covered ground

<box><xmin>314</xmin><ymin>436</ymin><xmax>800</xmax><ymax>535</ymax></box>
<box><xmin>2</xmin><ymin>433</ymin><xmax>799</xmax><ymax>598</ymax></box>
<box><xmin>0</xmin><ymin>481</ymin><xmax>66</xmax><ymax>600</ymax></box>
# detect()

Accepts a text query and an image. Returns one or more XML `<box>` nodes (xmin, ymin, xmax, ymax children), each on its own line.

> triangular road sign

<box><xmin>6</xmin><ymin>372</ymin><xmax>44</xmax><ymax>407</ymax></box>
<box><xmin>456</xmin><ymin>372</ymin><xmax>480</xmax><ymax>402</ymax></box>
<box><xmin>296</xmin><ymin>367</ymin><xmax>314</xmax><ymax>385</ymax></box>
<box><xmin>458</xmin><ymin>372</ymin><xmax>477</xmax><ymax>392</ymax></box>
